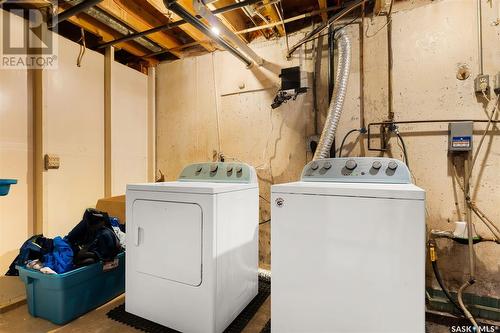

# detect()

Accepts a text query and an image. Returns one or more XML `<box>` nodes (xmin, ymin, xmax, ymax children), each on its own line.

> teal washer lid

<box><xmin>0</xmin><ymin>179</ymin><xmax>17</xmax><ymax>196</ymax></box>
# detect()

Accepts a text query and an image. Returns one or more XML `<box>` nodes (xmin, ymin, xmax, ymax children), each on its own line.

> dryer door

<box><xmin>133</xmin><ymin>200</ymin><xmax>203</xmax><ymax>286</ymax></box>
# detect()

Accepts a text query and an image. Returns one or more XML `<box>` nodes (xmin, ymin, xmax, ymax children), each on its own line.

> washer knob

<box><xmin>372</xmin><ymin>161</ymin><xmax>382</xmax><ymax>170</ymax></box>
<box><xmin>310</xmin><ymin>161</ymin><xmax>319</xmax><ymax>170</ymax></box>
<box><xmin>196</xmin><ymin>165</ymin><xmax>203</xmax><ymax>173</ymax></box>
<box><xmin>226</xmin><ymin>165</ymin><xmax>233</xmax><ymax>173</ymax></box>
<box><xmin>235</xmin><ymin>166</ymin><xmax>243</xmax><ymax>174</ymax></box>
<box><xmin>210</xmin><ymin>164</ymin><xmax>218</xmax><ymax>172</ymax></box>
<box><xmin>323</xmin><ymin>161</ymin><xmax>332</xmax><ymax>170</ymax></box>
<box><xmin>345</xmin><ymin>159</ymin><xmax>357</xmax><ymax>170</ymax></box>
<box><xmin>388</xmin><ymin>161</ymin><xmax>398</xmax><ymax>171</ymax></box>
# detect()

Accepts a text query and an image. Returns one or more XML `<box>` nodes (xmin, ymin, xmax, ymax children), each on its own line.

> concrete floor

<box><xmin>0</xmin><ymin>293</ymin><xmax>271</xmax><ymax>333</ymax></box>
<box><xmin>0</xmin><ymin>276</ymin><xmax>491</xmax><ymax>333</ymax></box>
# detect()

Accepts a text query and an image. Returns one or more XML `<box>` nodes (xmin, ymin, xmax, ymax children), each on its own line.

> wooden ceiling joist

<box><xmin>206</xmin><ymin>0</ymin><xmax>250</xmax><ymax>42</ymax></box>
<box><xmin>96</xmin><ymin>0</ymin><xmax>184</xmax><ymax>57</ymax></box>
<box><xmin>144</xmin><ymin>0</ymin><xmax>216</xmax><ymax>52</ymax></box>
<box><xmin>259</xmin><ymin>0</ymin><xmax>284</xmax><ymax>36</ymax></box>
<box><xmin>318</xmin><ymin>0</ymin><xmax>328</xmax><ymax>21</ymax></box>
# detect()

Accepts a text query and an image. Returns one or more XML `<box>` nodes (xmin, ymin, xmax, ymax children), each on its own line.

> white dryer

<box><xmin>126</xmin><ymin>162</ymin><xmax>259</xmax><ymax>333</ymax></box>
<box><xmin>271</xmin><ymin>157</ymin><xmax>425</xmax><ymax>333</ymax></box>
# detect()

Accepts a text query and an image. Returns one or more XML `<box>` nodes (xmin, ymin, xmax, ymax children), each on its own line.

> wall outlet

<box><xmin>44</xmin><ymin>154</ymin><xmax>60</xmax><ymax>170</ymax></box>
<box><xmin>474</xmin><ymin>74</ymin><xmax>490</xmax><ymax>94</ymax></box>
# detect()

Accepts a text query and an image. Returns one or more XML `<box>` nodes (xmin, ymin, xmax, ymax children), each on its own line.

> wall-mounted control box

<box><xmin>449</xmin><ymin>121</ymin><xmax>473</xmax><ymax>152</ymax></box>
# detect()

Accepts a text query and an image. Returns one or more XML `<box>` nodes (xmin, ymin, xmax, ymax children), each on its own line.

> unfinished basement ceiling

<box><xmin>9</xmin><ymin>0</ymin><xmax>378</xmax><ymax>70</ymax></box>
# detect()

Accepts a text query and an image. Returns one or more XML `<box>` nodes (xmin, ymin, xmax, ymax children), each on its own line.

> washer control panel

<box><xmin>178</xmin><ymin>162</ymin><xmax>257</xmax><ymax>183</ymax></box>
<box><xmin>301</xmin><ymin>157</ymin><xmax>411</xmax><ymax>184</ymax></box>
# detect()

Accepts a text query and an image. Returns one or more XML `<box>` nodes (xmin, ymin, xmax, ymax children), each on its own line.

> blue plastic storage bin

<box><xmin>0</xmin><ymin>179</ymin><xmax>17</xmax><ymax>196</ymax></box>
<box><xmin>17</xmin><ymin>252</ymin><xmax>125</xmax><ymax>325</ymax></box>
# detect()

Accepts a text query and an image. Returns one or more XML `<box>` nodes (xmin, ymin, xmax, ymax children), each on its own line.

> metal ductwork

<box><xmin>51</xmin><ymin>0</ymin><xmax>103</xmax><ymax>28</ymax></box>
<box><xmin>164</xmin><ymin>0</ymin><xmax>253</xmax><ymax>67</ymax></box>
<box><xmin>61</xmin><ymin>0</ymin><xmax>162</xmax><ymax>53</ymax></box>
<box><xmin>313</xmin><ymin>29</ymin><xmax>351</xmax><ymax>160</ymax></box>
<box><xmin>96</xmin><ymin>0</ymin><xmax>262</xmax><ymax>50</ymax></box>
<box><xmin>192</xmin><ymin>0</ymin><xmax>264</xmax><ymax>66</ymax></box>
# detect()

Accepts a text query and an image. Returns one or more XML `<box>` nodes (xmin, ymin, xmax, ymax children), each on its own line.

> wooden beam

<box><xmin>104</xmin><ymin>47</ymin><xmax>113</xmax><ymax>197</ymax></box>
<box><xmin>205</xmin><ymin>0</ymin><xmax>250</xmax><ymax>42</ymax></box>
<box><xmin>67</xmin><ymin>14</ymin><xmax>150</xmax><ymax>57</ymax></box>
<box><xmin>30</xmin><ymin>67</ymin><xmax>44</xmax><ymax>235</ymax></box>
<box><xmin>259</xmin><ymin>0</ymin><xmax>284</xmax><ymax>36</ymax></box>
<box><xmin>318</xmin><ymin>0</ymin><xmax>328</xmax><ymax>22</ymax></box>
<box><xmin>97</xmin><ymin>0</ymin><xmax>184</xmax><ymax>57</ymax></box>
<box><xmin>143</xmin><ymin>0</ymin><xmax>216</xmax><ymax>52</ymax></box>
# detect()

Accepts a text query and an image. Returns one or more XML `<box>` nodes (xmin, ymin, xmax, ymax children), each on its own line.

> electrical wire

<box><xmin>365</xmin><ymin>0</ymin><xmax>394</xmax><ymax>38</ymax></box>
<box><xmin>338</xmin><ymin>129</ymin><xmax>359</xmax><ymax>157</ymax></box>
<box><xmin>292</xmin><ymin>11</ymin><xmax>362</xmax><ymax>48</ymax></box>
<box><xmin>76</xmin><ymin>27</ymin><xmax>86</xmax><ymax>67</ymax></box>
<box><xmin>287</xmin><ymin>0</ymin><xmax>367</xmax><ymax>57</ymax></box>
<box><xmin>470</xmin><ymin>95</ymin><xmax>500</xmax><ymax>175</ymax></box>
<box><xmin>260</xmin><ymin>219</ymin><xmax>271</xmax><ymax>225</ymax></box>
<box><xmin>395</xmin><ymin>132</ymin><xmax>409</xmax><ymax>169</ymax></box>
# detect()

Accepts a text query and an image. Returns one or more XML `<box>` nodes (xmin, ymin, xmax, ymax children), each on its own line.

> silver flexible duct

<box><xmin>313</xmin><ymin>29</ymin><xmax>351</xmax><ymax>160</ymax></box>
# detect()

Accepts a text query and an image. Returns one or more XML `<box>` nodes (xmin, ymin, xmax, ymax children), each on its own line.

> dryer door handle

<box><xmin>135</xmin><ymin>226</ymin><xmax>142</xmax><ymax>246</ymax></box>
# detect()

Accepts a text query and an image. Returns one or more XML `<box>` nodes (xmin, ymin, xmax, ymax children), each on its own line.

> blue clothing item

<box><xmin>109</xmin><ymin>217</ymin><xmax>120</xmax><ymax>228</ymax></box>
<box><xmin>43</xmin><ymin>237</ymin><xmax>74</xmax><ymax>274</ymax></box>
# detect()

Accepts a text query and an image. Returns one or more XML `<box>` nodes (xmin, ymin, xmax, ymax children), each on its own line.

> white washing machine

<box><xmin>126</xmin><ymin>162</ymin><xmax>259</xmax><ymax>333</ymax></box>
<box><xmin>271</xmin><ymin>157</ymin><xmax>425</xmax><ymax>333</ymax></box>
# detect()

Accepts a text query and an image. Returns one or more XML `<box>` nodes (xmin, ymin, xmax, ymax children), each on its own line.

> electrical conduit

<box><xmin>313</xmin><ymin>28</ymin><xmax>351</xmax><ymax>160</ymax></box>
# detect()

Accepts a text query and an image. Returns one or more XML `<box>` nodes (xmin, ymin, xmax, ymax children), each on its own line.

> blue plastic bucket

<box><xmin>17</xmin><ymin>252</ymin><xmax>125</xmax><ymax>325</ymax></box>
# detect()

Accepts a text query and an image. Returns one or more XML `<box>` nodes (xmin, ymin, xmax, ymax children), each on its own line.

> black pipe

<box><xmin>367</xmin><ymin>119</ymin><xmax>500</xmax><ymax>151</ymax></box>
<box><xmin>162</xmin><ymin>0</ymin><xmax>252</xmax><ymax>67</ymax></box>
<box><xmin>428</xmin><ymin>241</ymin><xmax>464</xmax><ymax>316</ymax></box>
<box><xmin>97</xmin><ymin>0</ymin><xmax>261</xmax><ymax>50</ymax></box>
<box><xmin>286</xmin><ymin>0</ymin><xmax>365</xmax><ymax>58</ymax></box>
<box><xmin>51</xmin><ymin>0</ymin><xmax>103</xmax><ymax>27</ymax></box>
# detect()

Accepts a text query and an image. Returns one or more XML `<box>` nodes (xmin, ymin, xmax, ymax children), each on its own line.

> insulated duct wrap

<box><xmin>313</xmin><ymin>29</ymin><xmax>351</xmax><ymax>160</ymax></box>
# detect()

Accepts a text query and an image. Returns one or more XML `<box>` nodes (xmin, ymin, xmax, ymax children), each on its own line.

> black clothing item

<box><xmin>66</xmin><ymin>208</ymin><xmax>121</xmax><ymax>267</ymax></box>
<box><xmin>5</xmin><ymin>235</ymin><xmax>54</xmax><ymax>276</ymax></box>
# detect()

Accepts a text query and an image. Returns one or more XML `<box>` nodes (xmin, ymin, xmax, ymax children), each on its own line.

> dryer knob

<box><xmin>196</xmin><ymin>166</ymin><xmax>203</xmax><ymax>173</ymax></box>
<box><xmin>372</xmin><ymin>161</ymin><xmax>382</xmax><ymax>170</ymax></box>
<box><xmin>310</xmin><ymin>161</ymin><xmax>319</xmax><ymax>170</ymax></box>
<box><xmin>210</xmin><ymin>164</ymin><xmax>218</xmax><ymax>172</ymax></box>
<box><xmin>226</xmin><ymin>165</ymin><xmax>233</xmax><ymax>173</ymax></box>
<box><xmin>323</xmin><ymin>161</ymin><xmax>332</xmax><ymax>170</ymax></box>
<box><xmin>388</xmin><ymin>161</ymin><xmax>398</xmax><ymax>171</ymax></box>
<box><xmin>345</xmin><ymin>159</ymin><xmax>357</xmax><ymax>170</ymax></box>
<box><xmin>235</xmin><ymin>166</ymin><xmax>243</xmax><ymax>174</ymax></box>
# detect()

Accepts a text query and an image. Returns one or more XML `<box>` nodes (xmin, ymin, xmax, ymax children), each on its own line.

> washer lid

<box><xmin>272</xmin><ymin>182</ymin><xmax>425</xmax><ymax>200</ymax></box>
<box><xmin>128</xmin><ymin>181</ymin><xmax>257</xmax><ymax>194</ymax></box>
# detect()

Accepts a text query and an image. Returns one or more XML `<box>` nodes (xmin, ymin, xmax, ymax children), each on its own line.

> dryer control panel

<box><xmin>178</xmin><ymin>162</ymin><xmax>257</xmax><ymax>183</ymax></box>
<box><xmin>301</xmin><ymin>157</ymin><xmax>411</xmax><ymax>184</ymax></box>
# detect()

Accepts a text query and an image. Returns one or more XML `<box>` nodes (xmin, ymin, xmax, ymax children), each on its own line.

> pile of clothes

<box><xmin>5</xmin><ymin>208</ymin><xmax>126</xmax><ymax>276</ymax></box>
